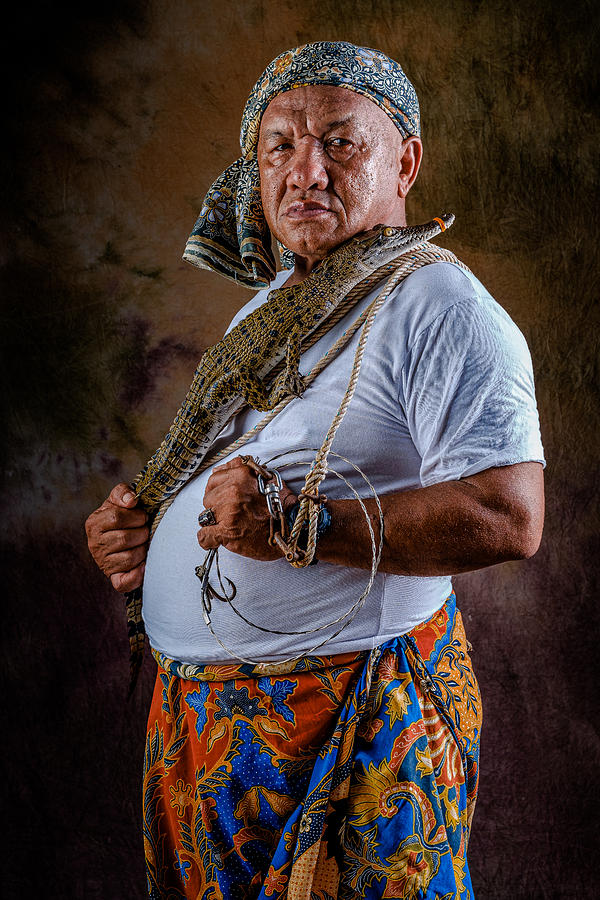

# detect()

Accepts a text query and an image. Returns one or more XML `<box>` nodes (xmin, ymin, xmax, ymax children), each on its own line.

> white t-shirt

<box><xmin>142</xmin><ymin>262</ymin><xmax>545</xmax><ymax>664</ymax></box>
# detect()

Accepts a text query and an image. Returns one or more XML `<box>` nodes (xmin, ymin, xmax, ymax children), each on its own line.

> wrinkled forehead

<box><xmin>240</xmin><ymin>41</ymin><xmax>421</xmax><ymax>159</ymax></box>
<box><xmin>258</xmin><ymin>84</ymin><xmax>402</xmax><ymax>142</ymax></box>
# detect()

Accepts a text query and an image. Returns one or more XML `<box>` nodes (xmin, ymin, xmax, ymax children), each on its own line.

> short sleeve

<box><xmin>401</xmin><ymin>290</ymin><xmax>545</xmax><ymax>486</ymax></box>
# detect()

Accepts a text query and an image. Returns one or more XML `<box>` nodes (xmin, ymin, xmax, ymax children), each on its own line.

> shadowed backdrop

<box><xmin>2</xmin><ymin>1</ymin><xmax>599</xmax><ymax>897</ymax></box>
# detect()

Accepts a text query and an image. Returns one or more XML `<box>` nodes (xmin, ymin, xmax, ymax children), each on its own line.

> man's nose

<box><xmin>286</xmin><ymin>139</ymin><xmax>329</xmax><ymax>191</ymax></box>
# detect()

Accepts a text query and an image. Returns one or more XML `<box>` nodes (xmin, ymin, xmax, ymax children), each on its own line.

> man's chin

<box><xmin>277</xmin><ymin>221</ymin><xmax>343</xmax><ymax>261</ymax></box>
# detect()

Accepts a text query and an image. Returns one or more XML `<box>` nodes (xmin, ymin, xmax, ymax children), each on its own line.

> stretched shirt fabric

<box><xmin>142</xmin><ymin>262</ymin><xmax>545</xmax><ymax>665</ymax></box>
<box><xmin>143</xmin><ymin>593</ymin><xmax>482</xmax><ymax>899</ymax></box>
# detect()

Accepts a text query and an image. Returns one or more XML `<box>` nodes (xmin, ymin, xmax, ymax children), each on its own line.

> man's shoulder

<box><xmin>386</xmin><ymin>258</ymin><xmax>518</xmax><ymax>340</ymax></box>
<box><xmin>399</xmin><ymin>259</ymin><xmax>485</xmax><ymax>314</ymax></box>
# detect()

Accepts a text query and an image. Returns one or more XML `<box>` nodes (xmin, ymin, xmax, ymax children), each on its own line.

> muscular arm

<box><xmin>85</xmin><ymin>459</ymin><xmax>543</xmax><ymax>591</ymax></box>
<box><xmin>317</xmin><ymin>461</ymin><xmax>544</xmax><ymax>574</ymax></box>
<box><xmin>197</xmin><ymin>457</ymin><xmax>545</xmax><ymax>575</ymax></box>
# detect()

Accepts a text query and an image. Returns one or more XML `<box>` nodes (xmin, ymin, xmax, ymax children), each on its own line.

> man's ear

<box><xmin>397</xmin><ymin>137</ymin><xmax>423</xmax><ymax>198</ymax></box>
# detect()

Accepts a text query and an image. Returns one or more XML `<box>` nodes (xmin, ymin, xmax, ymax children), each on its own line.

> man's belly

<box><xmin>141</xmin><ymin>442</ymin><xmax>452</xmax><ymax>665</ymax></box>
<box><xmin>141</xmin><ymin>286</ymin><xmax>454</xmax><ymax>664</ymax></box>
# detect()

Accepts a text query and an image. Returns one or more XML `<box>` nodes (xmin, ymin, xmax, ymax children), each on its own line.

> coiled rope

<box><xmin>185</xmin><ymin>245</ymin><xmax>469</xmax><ymax>660</ymax></box>
<box><xmin>150</xmin><ymin>244</ymin><xmax>466</xmax><ymax>540</ymax></box>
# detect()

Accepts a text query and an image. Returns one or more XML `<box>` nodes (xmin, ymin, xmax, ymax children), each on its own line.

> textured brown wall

<box><xmin>2</xmin><ymin>1</ymin><xmax>599</xmax><ymax>897</ymax></box>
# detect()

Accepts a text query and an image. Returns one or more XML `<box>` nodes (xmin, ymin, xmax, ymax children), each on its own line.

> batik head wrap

<box><xmin>183</xmin><ymin>41</ymin><xmax>421</xmax><ymax>288</ymax></box>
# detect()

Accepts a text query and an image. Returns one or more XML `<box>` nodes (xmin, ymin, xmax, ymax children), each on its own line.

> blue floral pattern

<box><xmin>199</xmin><ymin>189</ymin><xmax>228</xmax><ymax>224</ymax></box>
<box><xmin>213</xmin><ymin>683</ymin><xmax>267</xmax><ymax>721</ymax></box>
<box><xmin>257</xmin><ymin>677</ymin><xmax>297</xmax><ymax>723</ymax></box>
<box><xmin>184</xmin><ymin>683</ymin><xmax>210</xmax><ymax>736</ymax></box>
<box><xmin>144</xmin><ymin>595</ymin><xmax>482</xmax><ymax>898</ymax></box>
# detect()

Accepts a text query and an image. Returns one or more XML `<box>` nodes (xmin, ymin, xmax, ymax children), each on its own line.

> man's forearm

<box><xmin>315</xmin><ymin>462</ymin><xmax>545</xmax><ymax>576</ymax></box>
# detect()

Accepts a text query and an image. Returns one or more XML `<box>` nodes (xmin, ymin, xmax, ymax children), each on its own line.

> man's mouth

<box><xmin>284</xmin><ymin>201</ymin><xmax>334</xmax><ymax>220</ymax></box>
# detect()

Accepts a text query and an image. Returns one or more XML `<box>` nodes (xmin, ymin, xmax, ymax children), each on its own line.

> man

<box><xmin>86</xmin><ymin>42</ymin><xmax>544</xmax><ymax>899</ymax></box>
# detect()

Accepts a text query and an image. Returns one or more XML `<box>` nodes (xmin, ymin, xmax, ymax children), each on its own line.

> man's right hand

<box><xmin>85</xmin><ymin>483</ymin><xmax>149</xmax><ymax>592</ymax></box>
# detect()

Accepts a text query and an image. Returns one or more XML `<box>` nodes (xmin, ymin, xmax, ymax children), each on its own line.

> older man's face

<box><xmin>257</xmin><ymin>85</ymin><xmax>415</xmax><ymax>263</ymax></box>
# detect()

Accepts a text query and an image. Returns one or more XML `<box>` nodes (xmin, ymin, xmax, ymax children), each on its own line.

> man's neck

<box><xmin>282</xmin><ymin>256</ymin><xmax>318</xmax><ymax>287</ymax></box>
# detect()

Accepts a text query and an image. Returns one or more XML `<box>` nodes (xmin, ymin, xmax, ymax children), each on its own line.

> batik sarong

<box><xmin>143</xmin><ymin>593</ymin><xmax>481</xmax><ymax>899</ymax></box>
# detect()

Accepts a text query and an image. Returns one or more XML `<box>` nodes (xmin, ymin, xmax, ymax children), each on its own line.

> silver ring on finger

<box><xmin>198</xmin><ymin>507</ymin><xmax>217</xmax><ymax>527</ymax></box>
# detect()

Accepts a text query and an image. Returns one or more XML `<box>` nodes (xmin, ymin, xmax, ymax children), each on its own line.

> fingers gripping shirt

<box><xmin>142</xmin><ymin>262</ymin><xmax>544</xmax><ymax>665</ymax></box>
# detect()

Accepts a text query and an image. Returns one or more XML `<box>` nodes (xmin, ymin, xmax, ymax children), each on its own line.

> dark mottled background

<box><xmin>2</xmin><ymin>1</ymin><xmax>599</xmax><ymax>897</ymax></box>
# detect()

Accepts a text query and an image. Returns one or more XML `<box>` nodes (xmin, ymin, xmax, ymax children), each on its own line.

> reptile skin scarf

<box><xmin>182</xmin><ymin>41</ymin><xmax>421</xmax><ymax>287</ymax></box>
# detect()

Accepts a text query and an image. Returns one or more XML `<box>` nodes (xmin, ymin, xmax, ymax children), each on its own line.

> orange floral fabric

<box><xmin>143</xmin><ymin>593</ymin><xmax>481</xmax><ymax>898</ymax></box>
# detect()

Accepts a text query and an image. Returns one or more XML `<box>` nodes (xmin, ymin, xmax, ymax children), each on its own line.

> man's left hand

<box><xmin>197</xmin><ymin>456</ymin><xmax>296</xmax><ymax>560</ymax></box>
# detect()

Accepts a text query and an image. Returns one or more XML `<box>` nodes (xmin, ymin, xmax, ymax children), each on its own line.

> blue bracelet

<box><xmin>286</xmin><ymin>502</ymin><xmax>332</xmax><ymax>539</ymax></box>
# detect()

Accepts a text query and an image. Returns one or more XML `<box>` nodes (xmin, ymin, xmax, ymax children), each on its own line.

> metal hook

<box><xmin>195</xmin><ymin>548</ymin><xmax>237</xmax><ymax>625</ymax></box>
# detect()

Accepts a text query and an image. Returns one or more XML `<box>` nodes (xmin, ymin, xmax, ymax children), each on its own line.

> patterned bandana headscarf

<box><xmin>183</xmin><ymin>41</ymin><xmax>421</xmax><ymax>288</ymax></box>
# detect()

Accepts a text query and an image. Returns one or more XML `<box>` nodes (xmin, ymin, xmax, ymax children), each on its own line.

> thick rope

<box><xmin>124</xmin><ymin>243</ymin><xmax>467</xmax><ymax>688</ymax></box>
<box><xmin>287</xmin><ymin>246</ymin><xmax>469</xmax><ymax>565</ymax></box>
<box><xmin>150</xmin><ymin>244</ymin><xmax>466</xmax><ymax>538</ymax></box>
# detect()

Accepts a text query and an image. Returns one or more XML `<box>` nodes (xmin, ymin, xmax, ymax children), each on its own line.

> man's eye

<box><xmin>326</xmin><ymin>138</ymin><xmax>353</xmax><ymax>156</ymax></box>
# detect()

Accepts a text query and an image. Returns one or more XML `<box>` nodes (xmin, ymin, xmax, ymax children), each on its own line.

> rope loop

<box><xmin>150</xmin><ymin>244</ymin><xmax>468</xmax><ymax>546</ymax></box>
<box><xmin>285</xmin><ymin>255</ymin><xmax>423</xmax><ymax>567</ymax></box>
